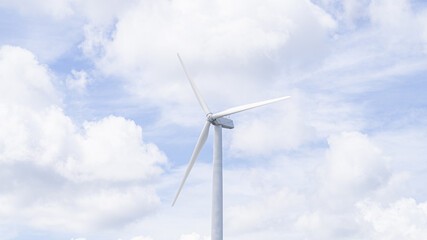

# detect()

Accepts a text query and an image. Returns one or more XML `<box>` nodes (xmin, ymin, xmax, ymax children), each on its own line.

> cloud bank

<box><xmin>0</xmin><ymin>45</ymin><xmax>167</xmax><ymax>233</ymax></box>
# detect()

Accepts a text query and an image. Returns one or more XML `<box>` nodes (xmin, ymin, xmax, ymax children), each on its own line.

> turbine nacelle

<box><xmin>212</xmin><ymin>117</ymin><xmax>234</xmax><ymax>129</ymax></box>
<box><xmin>206</xmin><ymin>113</ymin><xmax>234</xmax><ymax>129</ymax></box>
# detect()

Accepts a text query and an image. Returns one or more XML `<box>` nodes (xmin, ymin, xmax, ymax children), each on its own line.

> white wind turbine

<box><xmin>172</xmin><ymin>53</ymin><xmax>290</xmax><ymax>240</ymax></box>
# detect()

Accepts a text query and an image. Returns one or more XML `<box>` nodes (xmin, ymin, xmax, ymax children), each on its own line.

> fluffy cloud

<box><xmin>0</xmin><ymin>45</ymin><xmax>68</xmax><ymax>164</ymax></box>
<box><xmin>0</xmin><ymin>46</ymin><xmax>167</xmax><ymax>181</ymax></box>
<box><xmin>0</xmin><ymin>45</ymin><xmax>167</xmax><ymax>232</ymax></box>
<box><xmin>0</xmin><ymin>105</ymin><xmax>74</xmax><ymax>165</ymax></box>
<box><xmin>78</xmin><ymin>0</ymin><xmax>336</xmax><ymax>127</ymax></box>
<box><xmin>223</xmin><ymin>131</ymin><xmax>393</xmax><ymax>239</ymax></box>
<box><xmin>95</xmin><ymin>0</ymin><xmax>336</xmax><ymax>70</ymax></box>
<box><xmin>295</xmin><ymin>132</ymin><xmax>391</xmax><ymax>239</ymax></box>
<box><xmin>59</xmin><ymin>115</ymin><xmax>167</xmax><ymax>182</ymax></box>
<box><xmin>0</xmin><ymin>45</ymin><xmax>58</xmax><ymax>109</ymax></box>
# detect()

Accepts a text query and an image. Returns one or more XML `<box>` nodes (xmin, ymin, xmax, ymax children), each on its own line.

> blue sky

<box><xmin>1</xmin><ymin>0</ymin><xmax>427</xmax><ymax>239</ymax></box>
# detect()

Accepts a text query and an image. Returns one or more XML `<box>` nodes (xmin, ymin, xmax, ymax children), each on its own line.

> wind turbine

<box><xmin>172</xmin><ymin>53</ymin><xmax>290</xmax><ymax>240</ymax></box>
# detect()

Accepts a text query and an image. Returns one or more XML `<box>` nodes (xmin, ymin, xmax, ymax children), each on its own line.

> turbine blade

<box><xmin>172</xmin><ymin>121</ymin><xmax>211</xmax><ymax>206</ymax></box>
<box><xmin>211</xmin><ymin>96</ymin><xmax>290</xmax><ymax>119</ymax></box>
<box><xmin>177</xmin><ymin>53</ymin><xmax>211</xmax><ymax>115</ymax></box>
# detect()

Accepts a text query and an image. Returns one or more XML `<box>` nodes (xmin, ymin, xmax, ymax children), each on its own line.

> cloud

<box><xmin>223</xmin><ymin>131</ymin><xmax>394</xmax><ymax>239</ymax></box>
<box><xmin>0</xmin><ymin>46</ymin><xmax>167</xmax><ymax>181</ymax></box>
<box><xmin>0</xmin><ymin>45</ymin><xmax>167</xmax><ymax>232</ymax></box>
<box><xmin>78</xmin><ymin>0</ymin><xmax>336</xmax><ymax>127</ymax></box>
<box><xmin>294</xmin><ymin>132</ymin><xmax>391</xmax><ymax>239</ymax></box>
<box><xmin>0</xmin><ymin>45</ymin><xmax>59</xmax><ymax>109</ymax></box>
<box><xmin>0</xmin><ymin>105</ymin><xmax>74</xmax><ymax>165</ymax></box>
<box><xmin>58</xmin><ymin>115</ymin><xmax>167</xmax><ymax>182</ymax></box>
<box><xmin>95</xmin><ymin>0</ymin><xmax>336</xmax><ymax>69</ymax></box>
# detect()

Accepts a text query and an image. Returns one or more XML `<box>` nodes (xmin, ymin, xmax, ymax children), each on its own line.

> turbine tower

<box><xmin>172</xmin><ymin>53</ymin><xmax>290</xmax><ymax>240</ymax></box>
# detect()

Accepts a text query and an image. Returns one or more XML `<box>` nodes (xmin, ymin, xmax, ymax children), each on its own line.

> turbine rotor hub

<box><xmin>206</xmin><ymin>113</ymin><xmax>215</xmax><ymax>123</ymax></box>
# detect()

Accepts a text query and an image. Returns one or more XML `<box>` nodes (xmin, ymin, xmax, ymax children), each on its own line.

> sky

<box><xmin>0</xmin><ymin>0</ymin><xmax>427</xmax><ymax>239</ymax></box>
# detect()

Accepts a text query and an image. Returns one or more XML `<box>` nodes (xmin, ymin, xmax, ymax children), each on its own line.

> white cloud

<box><xmin>293</xmin><ymin>131</ymin><xmax>393</xmax><ymax>239</ymax></box>
<box><xmin>222</xmin><ymin>131</ymin><xmax>394</xmax><ymax>239</ymax></box>
<box><xmin>0</xmin><ymin>45</ymin><xmax>59</xmax><ymax>109</ymax></box>
<box><xmin>0</xmin><ymin>45</ymin><xmax>167</xmax><ymax>232</ymax></box>
<box><xmin>58</xmin><ymin>115</ymin><xmax>167</xmax><ymax>182</ymax></box>
<box><xmin>0</xmin><ymin>105</ymin><xmax>75</xmax><ymax>165</ymax></box>
<box><xmin>96</xmin><ymin>0</ymin><xmax>335</xmax><ymax>69</ymax></box>
<box><xmin>0</xmin><ymin>46</ymin><xmax>167</xmax><ymax>181</ymax></box>
<box><xmin>79</xmin><ymin>0</ymin><xmax>336</xmax><ymax>127</ymax></box>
